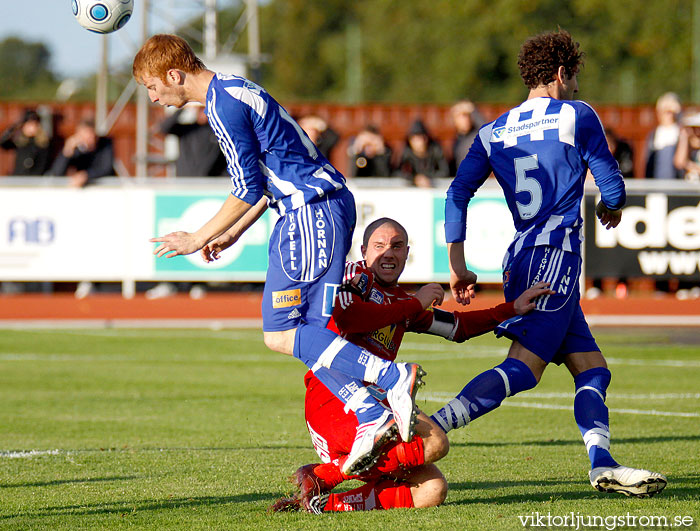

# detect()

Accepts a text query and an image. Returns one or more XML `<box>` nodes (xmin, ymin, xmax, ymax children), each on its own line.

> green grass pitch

<box><xmin>1</xmin><ymin>327</ymin><xmax>698</xmax><ymax>530</ymax></box>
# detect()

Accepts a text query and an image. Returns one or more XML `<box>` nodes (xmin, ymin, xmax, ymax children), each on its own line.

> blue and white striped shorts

<box><xmin>496</xmin><ymin>245</ymin><xmax>599</xmax><ymax>364</ymax></box>
<box><xmin>262</xmin><ymin>188</ymin><xmax>356</xmax><ymax>332</ymax></box>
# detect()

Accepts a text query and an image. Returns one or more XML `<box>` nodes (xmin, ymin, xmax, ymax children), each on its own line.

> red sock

<box><xmin>371</xmin><ymin>436</ymin><xmax>425</xmax><ymax>475</ymax></box>
<box><xmin>310</xmin><ymin>457</ymin><xmax>355</xmax><ymax>489</ymax></box>
<box><xmin>324</xmin><ymin>479</ymin><xmax>414</xmax><ymax>512</ymax></box>
<box><xmin>376</xmin><ymin>479</ymin><xmax>414</xmax><ymax>509</ymax></box>
<box><xmin>312</xmin><ymin>436</ymin><xmax>425</xmax><ymax>488</ymax></box>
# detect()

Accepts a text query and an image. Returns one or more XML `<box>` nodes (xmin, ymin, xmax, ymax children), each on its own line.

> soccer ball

<box><xmin>72</xmin><ymin>0</ymin><xmax>133</xmax><ymax>34</ymax></box>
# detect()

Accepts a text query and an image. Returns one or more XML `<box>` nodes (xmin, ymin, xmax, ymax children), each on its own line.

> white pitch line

<box><xmin>2</xmin><ymin>348</ymin><xmax>697</xmax><ymax>369</ymax></box>
<box><xmin>532</xmin><ymin>391</ymin><xmax>699</xmax><ymax>400</ymax></box>
<box><xmin>0</xmin><ymin>353</ymin><xmax>133</xmax><ymax>361</ymax></box>
<box><xmin>0</xmin><ymin>319</ymin><xmax>264</xmax><ymax>330</ymax></box>
<box><xmin>0</xmin><ymin>446</ymin><xmax>287</xmax><ymax>459</ymax></box>
<box><xmin>505</xmin><ymin>402</ymin><xmax>699</xmax><ymax>418</ymax></box>
<box><xmin>420</xmin><ymin>392</ymin><xmax>699</xmax><ymax>418</ymax></box>
<box><xmin>0</xmin><ymin>352</ymin><xmax>297</xmax><ymax>363</ymax></box>
<box><xmin>28</xmin><ymin>329</ymin><xmax>263</xmax><ymax>340</ymax></box>
<box><xmin>0</xmin><ymin>449</ymin><xmax>61</xmax><ymax>458</ymax></box>
<box><xmin>1</xmin><ymin>315</ymin><xmax>699</xmax><ymax>329</ymax></box>
<box><xmin>403</xmin><ymin>348</ymin><xmax>700</xmax><ymax>368</ymax></box>
<box><xmin>400</xmin><ymin>342</ymin><xmax>505</xmax><ymax>353</ymax></box>
<box><xmin>433</xmin><ymin>391</ymin><xmax>700</xmax><ymax>400</ymax></box>
<box><xmin>587</xmin><ymin>315</ymin><xmax>700</xmax><ymax>327</ymax></box>
<box><xmin>605</xmin><ymin>357</ymin><xmax>700</xmax><ymax>368</ymax></box>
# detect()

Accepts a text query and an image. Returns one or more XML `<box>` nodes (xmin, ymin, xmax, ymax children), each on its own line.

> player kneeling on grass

<box><xmin>270</xmin><ymin>217</ymin><xmax>552</xmax><ymax>513</ymax></box>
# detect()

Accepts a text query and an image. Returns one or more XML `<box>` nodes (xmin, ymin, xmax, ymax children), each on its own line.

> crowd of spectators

<box><xmin>294</xmin><ymin>93</ymin><xmax>700</xmax><ymax>187</ymax></box>
<box><xmin>4</xmin><ymin>94</ymin><xmax>700</xmax><ymax>184</ymax></box>
<box><xmin>1</xmin><ymin>95</ymin><xmax>698</xmax><ymax>299</ymax></box>
<box><xmin>1</xmin><ymin>109</ymin><xmax>114</xmax><ymax>187</ymax></box>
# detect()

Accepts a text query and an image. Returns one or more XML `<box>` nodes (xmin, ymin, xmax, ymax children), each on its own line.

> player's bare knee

<box><xmin>416</xmin><ymin>413</ymin><xmax>450</xmax><ymax>463</ymax></box>
<box><xmin>507</xmin><ymin>342</ymin><xmax>546</xmax><ymax>383</ymax></box>
<box><xmin>434</xmin><ymin>476</ymin><xmax>449</xmax><ymax>505</ymax></box>
<box><xmin>433</xmin><ymin>428</ymin><xmax>449</xmax><ymax>461</ymax></box>
<box><xmin>424</xmin><ymin>426</ymin><xmax>450</xmax><ymax>463</ymax></box>
<box><xmin>412</xmin><ymin>476</ymin><xmax>448</xmax><ymax>508</ymax></box>
<box><xmin>263</xmin><ymin>329</ymin><xmax>295</xmax><ymax>355</ymax></box>
<box><xmin>564</xmin><ymin>350</ymin><xmax>607</xmax><ymax>377</ymax></box>
<box><xmin>262</xmin><ymin>332</ymin><xmax>281</xmax><ymax>352</ymax></box>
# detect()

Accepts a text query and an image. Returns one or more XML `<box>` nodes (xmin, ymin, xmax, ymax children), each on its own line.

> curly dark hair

<box><xmin>517</xmin><ymin>29</ymin><xmax>584</xmax><ymax>89</ymax></box>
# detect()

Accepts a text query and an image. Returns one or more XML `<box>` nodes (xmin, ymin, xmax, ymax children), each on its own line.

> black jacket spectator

<box><xmin>298</xmin><ymin>115</ymin><xmax>340</xmax><ymax>160</ymax></box>
<box><xmin>396</xmin><ymin>120</ymin><xmax>449</xmax><ymax>187</ymax></box>
<box><xmin>0</xmin><ymin>110</ymin><xmax>52</xmax><ymax>175</ymax></box>
<box><xmin>348</xmin><ymin>125</ymin><xmax>393</xmax><ymax>177</ymax></box>
<box><xmin>605</xmin><ymin>128</ymin><xmax>635</xmax><ymax>178</ymax></box>
<box><xmin>160</xmin><ymin>108</ymin><xmax>227</xmax><ymax>177</ymax></box>
<box><xmin>49</xmin><ymin>118</ymin><xmax>114</xmax><ymax>187</ymax></box>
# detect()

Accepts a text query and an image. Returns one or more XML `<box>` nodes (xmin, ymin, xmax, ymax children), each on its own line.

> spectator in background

<box><xmin>450</xmin><ymin>100</ymin><xmax>484</xmax><ymax>175</ymax></box>
<box><xmin>160</xmin><ymin>106</ymin><xmax>227</xmax><ymax>177</ymax></box>
<box><xmin>604</xmin><ymin>127</ymin><xmax>635</xmax><ymax>178</ymax></box>
<box><xmin>673</xmin><ymin>112</ymin><xmax>700</xmax><ymax>182</ymax></box>
<box><xmin>49</xmin><ymin>118</ymin><xmax>114</xmax><ymax>187</ymax></box>
<box><xmin>348</xmin><ymin>125</ymin><xmax>393</xmax><ymax>177</ymax></box>
<box><xmin>298</xmin><ymin>115</ymin><xmax>339</xmax><ymax>160</ymax></box>
<box><xmin>0</xmin><ymin>109</ymin><xmax>53</xmax><ymax>176</ymax></box>
<box><xmin>645</xmin><ymin>92</ymin><xmax>682</xmax><ymax>179</ymax></box>
<box><xmin>396</xmin><ymin>119</ymin><xmax>449</xmax><ymax>188</ymax></box>
<box><xmin>590</xmin><ymin>124</ymin><xmax>634</xmax><ymax>298</ymax></box>
<box><xmin>146</xmin><ymin>106</ymin><xmax>224</xmax><ymax>299</ymax></box>
<box><xmin>47</xmin><ymin>117</ymin><xmax>115</xmax><ymax>298</ymax></box>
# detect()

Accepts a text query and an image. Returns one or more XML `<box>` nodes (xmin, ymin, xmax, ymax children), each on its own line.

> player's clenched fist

<box><xmin>414</xmin><ymin>283</ymin><xmax>445</xmax><ymax>309</ymax></box>
<box><xmin>595</xmin><ymin>200</ymin><xmax>622</xmax><ymax>230</ymax></box>
<box><xmin>201</xmin><ymin>232</ymin><xmax>237</xmax><ymax>263</ymax></box>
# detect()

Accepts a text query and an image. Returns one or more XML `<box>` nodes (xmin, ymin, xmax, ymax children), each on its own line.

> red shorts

<box><xmin>304</xmin><ymin>371</ymin><xmax>358</xmax><ymax>463</ymax></box>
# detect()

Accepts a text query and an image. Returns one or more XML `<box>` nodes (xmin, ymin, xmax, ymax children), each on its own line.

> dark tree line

<box><xmin>2</xmin><ymin>0</ymin><xmax>694</xmax><ymax>105</ymax></box>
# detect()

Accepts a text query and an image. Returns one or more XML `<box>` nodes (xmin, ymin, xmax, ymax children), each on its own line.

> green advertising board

<box><xmin>432</xmin><ymin>193</ymin><xmax>514</xmax><ymax>283</ymax></box>
<box><xmin>153</xmin><ymin>192</ymin><xmax>275</xmax><ymax>279</ymax></box>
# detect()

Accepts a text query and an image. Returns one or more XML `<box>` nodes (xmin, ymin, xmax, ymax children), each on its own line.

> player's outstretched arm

<box><xmin>447</xmin><ymin>241</ymin><xmax>477</xmax><ymax>306</ymax></box>
<box><xmin>412</xmin><ymin>282</ymin><xmax>553</xmax><ymax>343</ymax></box>
<box><xmin>151</xmin><ymin>194</ymin><xmax>253</xmax><ymax>258</ymax></box>
<box><xmin>201</xmin><ymin>197</ymin><xmax>268</xmax><ymax>262</ymax></box>
<box><xmin>513</xmin><ymin>281</ymin><xmax>556</xmax><ymax>315</ymax></box>
<box><xmin>595</xmin><ymin>200</ymin><xmax>622</xmax><ymax>230</ymax></box>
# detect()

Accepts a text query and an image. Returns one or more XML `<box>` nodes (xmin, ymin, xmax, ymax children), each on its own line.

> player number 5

<box><xmin>514</xmin><ymin>154</ymin><xmax>542</xmax><ymax>220</ymax></box>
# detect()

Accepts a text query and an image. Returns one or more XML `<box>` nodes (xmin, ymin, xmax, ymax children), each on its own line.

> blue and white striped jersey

<box><xmin>445</xmin><ymin>97</ymin><xmax>626</xmax><ymax>259</ymax></box>
<box><xmin>206</xmin><ymin>73</ymin><xmax>346</xmax><ymax>216</ymax></box>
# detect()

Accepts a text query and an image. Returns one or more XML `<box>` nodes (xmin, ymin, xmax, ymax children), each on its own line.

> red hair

<box><xmin>133</xmin><ymin>34</ymin><xmax>206</xmax><ymax>82</ymax></box>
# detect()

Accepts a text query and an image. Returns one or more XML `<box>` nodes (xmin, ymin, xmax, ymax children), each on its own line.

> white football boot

<box><xmin>589</xmin><ymin>465</ymin><xmax>667</xmax><ymax>497</ymax></box>
<box><xmin>386</xmin><ymin>362</ymin><xmax>426</xmax><ymax>442</ymax></box>
<box><xmin>341</xmin><ymin>408</ymin><xmax>398</xmax><ymax>476</ymax></box>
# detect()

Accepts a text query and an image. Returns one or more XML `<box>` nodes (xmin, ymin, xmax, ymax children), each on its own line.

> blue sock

<box><xmin>293</xmin><ymin>323</ymin><xmax>401</xmax><ymax>389</ymax></box>
<box><xmin>312</xmin><ymin>367</ymin><xmax>385</xmax><ymax>424</ymax></box>
<box><xmin>574</xmin><ymin>367</ymin><xmax>619</xmax><ymax>469</ymax></box>
<box><xmin>431</xmin><ymin>357</ymin><xmax>537</xmax><ymax>433</ymax></box>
